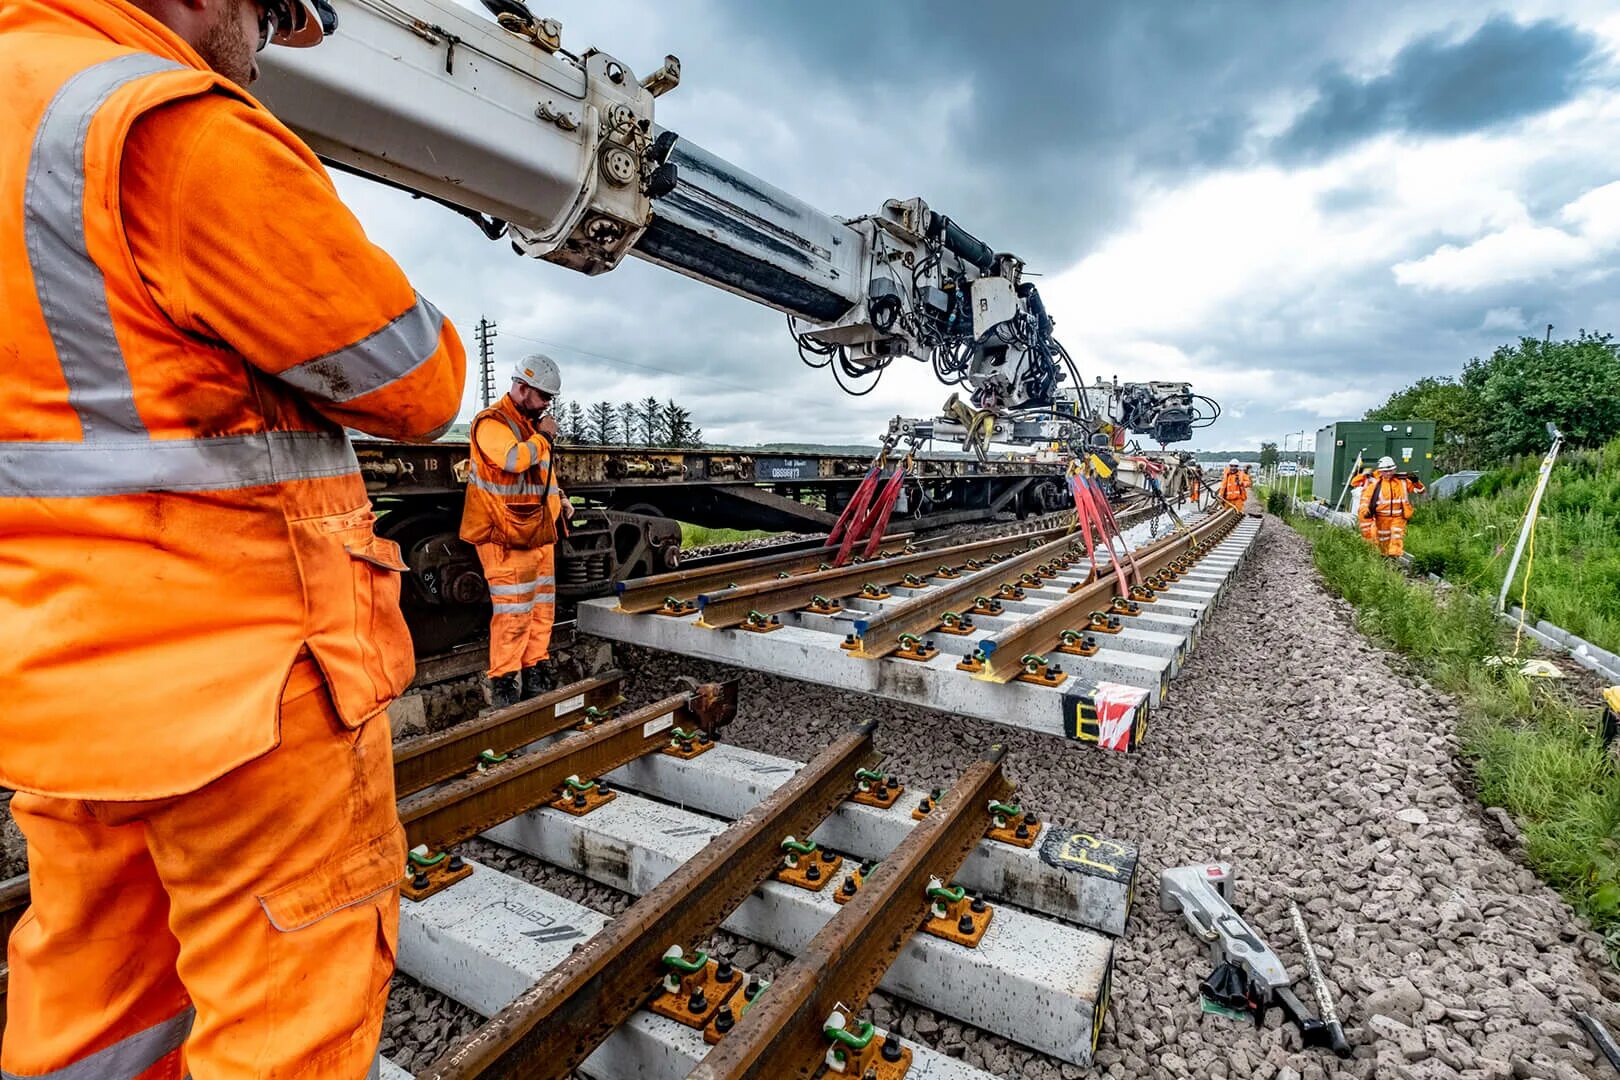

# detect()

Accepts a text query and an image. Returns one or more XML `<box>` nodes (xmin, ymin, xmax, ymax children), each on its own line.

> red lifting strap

<box><xmin>1087</xmin><ymin>475</ymin><xmax>1145</xmax><ymax>588</ymax></box>
<box><xmin>858</xmin><ymin>466</ymin><xmax>908</xmax><ymax>560</ymax></box>
<box><xmin>826</xmin><ymin>465</ymin><xmax>881</xmax><ymax>552</ymax></box>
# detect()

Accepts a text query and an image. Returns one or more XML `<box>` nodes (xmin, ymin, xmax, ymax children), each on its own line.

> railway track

<box><xmin>582</xmin><ymin>503</ymin><xmax>1259</xmax><ymax>750</ymax></box>
<box><xmin>1</xmin><ymin>672</ymin><xmax>1136</xmax><ymax>1077</ymax></box>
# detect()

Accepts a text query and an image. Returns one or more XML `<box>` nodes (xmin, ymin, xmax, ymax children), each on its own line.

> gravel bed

<box><xmin>1</xmin><ymin>790</ymin><xmax>22</xmax><ymax>880</ymax></box>
<box><xmin>585</xmin><ymin>516</ymin><xmax>1620</xmax><ymax>1078</ymax></box>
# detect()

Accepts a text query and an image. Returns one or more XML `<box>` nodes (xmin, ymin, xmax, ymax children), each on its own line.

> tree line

<box><xmin>1366</xmin><ymin>330</ymin><xmax>1620</xmax><ymax>471</ymax></box>
<box><xmin>548</xmin><ymin>396</ymin><xmax>704</xmax><ymax>448</ymax></box>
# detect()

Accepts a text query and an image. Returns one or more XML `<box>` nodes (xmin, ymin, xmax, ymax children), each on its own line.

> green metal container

<box><xmin>1312</xmin><ymin>421</ymin><xmax>1436</xmax><ymax>503</ymax></box>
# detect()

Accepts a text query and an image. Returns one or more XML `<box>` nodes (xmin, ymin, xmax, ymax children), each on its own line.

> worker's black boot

<box><xmin>489</xmin><ymin>672</ymin><xmax>522</xmax><ymax>709</ymax></box>
<box><xmin>521</xmin><ymin>660</ymin><xmax>557</xmax><ymax>700</ymax></box>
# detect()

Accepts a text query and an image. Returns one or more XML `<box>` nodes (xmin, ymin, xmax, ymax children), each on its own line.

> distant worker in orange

<box><xmin>1350</xmin><ymin>456</ymin><xmax>1425</xmax><ymax>557</ymax></box>
<box><xmin>0</xmin><ymin>0</ymin><xmax>465</xmax><ymax>1074</ymax></box>
<box><xmin>462</xmin><ymin>355</ymin><xmax>575</xmax><ymax>707</ymax></box>
<box><xmin>1218</xmin><ymin>459</ymin><xmax>1248</xmax><ymax>512</ymax></box>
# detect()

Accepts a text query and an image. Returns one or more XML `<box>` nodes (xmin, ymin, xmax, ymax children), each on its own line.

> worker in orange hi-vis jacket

<box><xmin>0</xmin><ymin>0</ymin><xmax>465</xmax><ymax>1074</ymax></box>
<box><xmin>1351</xmin><ymin>456</ymin><xmax>1426</xmax><ymax>556</ymax></box>
<box><xmin>1218</xmin><ymin>459</ymin><xmax>1248</xmax><ymax>512</ymax></box>
<box><xmin>461</xmin><ymin>355</ymin><xmax>574</xmax><ymax>707</ymax></box>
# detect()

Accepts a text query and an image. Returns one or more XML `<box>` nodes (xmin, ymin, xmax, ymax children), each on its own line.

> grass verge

<box><xmin>679</xmin><ymin>523</ymin><xmax>781</xmax><ymax>549</ymax></box>
<box><xmin>1285</xmin><ymin>509</ymin><xmax>1620</xmax><ymax>963</ymax></box>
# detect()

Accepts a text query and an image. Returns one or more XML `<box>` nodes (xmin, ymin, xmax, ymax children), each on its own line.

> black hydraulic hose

<box><xmin>925</xmin><ymin>211</ymin><xmax>996</xmax><ymax>272</ymax></box>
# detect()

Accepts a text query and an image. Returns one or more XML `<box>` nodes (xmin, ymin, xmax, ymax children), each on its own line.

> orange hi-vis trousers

<box><xmin>4</xmin><ymin>673</ymin><xmax>404</xmax><ymax>1079</ymax></box>
<box><xmin>478</xmin><ymin>542</ymin><xmax>556</xmax><ymax>678</ymax></box>
<box><xmin>1372</xmin><ymin>514</ymin><xmax>1409</xmax><ymax>557</ymax></box>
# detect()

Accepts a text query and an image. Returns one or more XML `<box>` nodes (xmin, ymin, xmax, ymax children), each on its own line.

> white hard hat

<box><xmin>1228</xmin><ymin>459</ymin><xmax>1240</xmax><ymax>467</ymax></box>
<box><xmin>1377</xmin><ymin>456</ymin><xmax>1396</xmax><ymax>470</ymax></box>
<box><xmin>513</xmin><ymin>354</ymin><xmax>562</xmax><ymax>395</ymax></box>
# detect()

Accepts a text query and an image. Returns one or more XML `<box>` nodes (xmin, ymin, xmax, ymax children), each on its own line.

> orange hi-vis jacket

<box><xmin>461</xmin><ymin>394</ymin><xmax>562</xmax><ymax>549</ymax></box>
<box><xmin>0</xmin><ymin>0</ymin><xmax>465</xmax><ymax>800</ymax></box>
<box><xmin>1218</xmin><ymin>469</ymin><xmax>1247</xmax><ymax>504</ymax></box>
<box><xmin>1351</xmin><ymin>471</ymin><xmax>1424</xmax><ymax>519</ymax></box>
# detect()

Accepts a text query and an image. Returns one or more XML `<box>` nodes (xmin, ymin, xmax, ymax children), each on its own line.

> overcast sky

<box><xmin>333</xmin><ymin>0</ymin><xmax>1620</xmax><ymax>451</ymax></box>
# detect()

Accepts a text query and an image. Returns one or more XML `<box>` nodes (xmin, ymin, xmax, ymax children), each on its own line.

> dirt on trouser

<box><xmin>589</xmin><ymin>516</ymin><xmax>1620</xmax><ymax>1079</ymax></box>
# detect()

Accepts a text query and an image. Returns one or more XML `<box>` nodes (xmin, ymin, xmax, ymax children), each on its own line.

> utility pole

<box><xmin>475</xmin><ymin>317</ymin><xmax>498</xmax><ymax>408</ymax></box>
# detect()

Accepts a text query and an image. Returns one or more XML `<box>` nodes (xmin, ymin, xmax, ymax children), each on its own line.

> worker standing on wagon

<box><xmin>1351</xmin><ymin>456</ymin><xmax>1425</xmax><ymax>557</ymax></box>
<box><xmin>462</xmin><ymin>355</ymin><xmax>574</xmax><ymax>707</ymax></box>
<box><xmin>0</xmin><ymin>0</ymin><xmax>465</xmax><ymax>1074</ymax></box>
<box><xmin>1218</xmin><ymin>459</ymin><xmax>1248</xmax><ymax>512</ymax></box>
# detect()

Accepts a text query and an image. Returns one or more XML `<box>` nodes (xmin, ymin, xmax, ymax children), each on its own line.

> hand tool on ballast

<box><xmin>1160</xmin><ymin>863</ymin><xmax>1351</xmax><ymax>1058</ymax></box>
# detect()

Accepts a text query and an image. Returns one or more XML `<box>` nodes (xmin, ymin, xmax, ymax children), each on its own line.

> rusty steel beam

<box><xmin>416</xmin><ymin>719</ymin><xmax>883</xmax><ymax>1080</ymax></box>
<box><xmin>617</xmin><ymin>539</ymin><xmax>914</xmax><ymax>615</ymax></box>
<box><xmin>398</xmin><ymin>682</ymin><xmax>738</xmax><ymax>853</ymax></box>
<box><xmin>697</xmin><ymin>527</ymin><xmax>1071</xmax><ymax>630</ymax></box>
<box><xmin>393</xmin><ymin>672</ymin><xmax>627</xmax><ymax>797</ymax></box>
<box><xmin>977</xmin><ymin>509</ymin><xmax>1238</xmax><ymax>683</ymax></box>
<box><xmin>848</xmin><ymin>531</ymin><xmax>1083</xmax><ymax>658</ymax></box>
<box><xmin>689</xmin><ymin>746</ymin><xmax>1013</xmax><ymax>1080</ymax></box>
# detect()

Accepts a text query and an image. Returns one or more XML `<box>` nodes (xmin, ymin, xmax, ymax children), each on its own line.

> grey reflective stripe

<box><xmin>532</xmin><ymin>575</ymin><xmax>555</xmax><ymax>586</ymax></box>
<box><xmin>469</xmin><ymin>472</ymin><xmax>544</xmax><ymax>497</ymax></box>
<box><xmin>276</xmin><ymin>294</ymin><xmax>446</xmax><ymax>404</ymax></box>
<box><xmin>24</xmin><ymin>52</ymin><xmax>183</xmax><ymax>441</ymax></box>
<box><xmin>491</xmin><ymin>598</ymin><xmax>536</xmax><ymax>613</ymax></box>
<box><xmin>502</xmin><ymin>443</ymin><xmax>528</xmax><ymax>472</ymax></box>
<box><xmin>0</xmin><ymin>430</ymin><xmax>359</xmax><ymax>498</ymax></box>
<box><xmin>488</xmin><ymin>581</ymin><xmax>535</xmax><ymax>596</ymax></box>
<box><xmin>2</xmin><ymin>1007</ymin><xmax>193</xmax><ymax>1080</ymax></box>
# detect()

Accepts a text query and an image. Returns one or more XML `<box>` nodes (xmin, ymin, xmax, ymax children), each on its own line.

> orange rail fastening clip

<box><xmin>823</xmin><ymin>1011</ymin><xmax>914</xmax><ymax>1079</ymax></box>
<box><xmin>1108</xmin><ymin>596</ymin><xmax>1141</xmax><ymax>616</ymax></box>
<box><xmin>401</xmin><ymin>848</ymin><xmax>473</xmax><ymax>902</ymax></box>
<box><xmin>922</xmin><ymin>880</ymin><xmax>993</xmax><ymax>947</ymax></box>
<box><xmin>860</xmin><ymin>583</ymin><xmax>892</xmax><ymax>600</ymax></box>
<box><xmin>833</xmin><ymin>861</ymin><xmax>873</xmax><ymax>906</ymax></box>
<box><xmin>1057</xmin><ymin>629</ymin><xmax>1100</xmax><ymax>657</ymax></box>
<box><xmin>970</xmin><ymin>595</ymin><xmax>1003</xmax><ymax>617</ymax></box>
<box><xmin>549</xmin><ymin>775</ymin><xmax>616</xmax><ymax>816</ymax></box>
<box><xmin>740</xmin><ymin>610</ymin><xmax>785</xmax><ymax>634</ymax></box>
<box><xmin>776</xmin><ymin>836</ymin><xmax>842</xmax><ymax>892</ymax></box>
<box><xmin>655</xmin><ymin>596</ymin><xmax>697</xmax><ymax>617</ymax></box>
<box><xmin>935</xmin><ymin>611</ymin><xmax>976</xmax><ymax>636</ymax></box>
<box><xmin>840</xmin><ymin>633</ymin><xmax>862</xmax><ymax>652</ymax></box>
<box><xmin>805</xmin><ymin>595</ymin><xmax>842</xmax><ymax>615</ymax></box>
<box><xmin>984</xmin><ymin>801</ymin><xmax>1043</xmax><ymax>849</ymax></box>
<box><xmin>893</xmin><ymin>634</ymin><xmax>939</xmax><ymax>662</ymax></box>
<box><xmin>1087</xmin><ymin>611</ymin><xmax>1124</xmax><ymax>634</ymax></box>
<box><xmin>851</xmin><ymin>768</ymin><xmax>905</xmax><ymax>809</ymax></box>
<box><xmin>703</xmin><ymin>973</ymin><xmax>770</xmax><ymax>1044</ymax></box>
<box><xmin>994</xmin><ymin>583</ymin><xmax>1026</xmax><ymax>601</ymax></box>
<box><xmin>955</xmin><ymin>650</ymin><xmax>986</xmax><ymax>674</ymax></box>
<box><xmin>901</xmin><ymin>573</ymin><xmax>930</xmax><ymax>589</ymax></box>
<box><xmin>651</xmin><ymin>946</ymin><xmax>743</xmax><ymax>1030</ymax></box>
<box><xmin>931</xmin><ymin>564</ymin><xmax>962</xmax><ymax>580</ymax></box>
<box><xmin>1015</xmin><ymin>654</ymin><xmax>1068</xmax><ymax>688</ymax></box>
<box><xmin>662</xmin><ymin>727</ymin><xmax>714</xmax><ymax>760</ymax></box>
<box><xmin>911</xmin><ymin>788</ymin><xmax>945</xmax><ymax>821</ymax></box>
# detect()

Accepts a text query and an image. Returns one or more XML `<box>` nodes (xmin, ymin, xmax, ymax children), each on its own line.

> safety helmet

<box><xmin>1377</xmin><ymin>456</ymin><xmax>1396</xmax><ymax>471</ymax></box>
<box><xmin>1228</xmin><ymin>458</ymin><xmax>1240</xmax><ymax>467</ymax></box>
<box><xmin>268</xmin><ymin>0</ymin><xmax>338</xmax><ymax>47</ymax></box>
<box><xmin>514</xmin><ymin>353</ymin><xmax>562</xmax><ymax>395</ymax></box>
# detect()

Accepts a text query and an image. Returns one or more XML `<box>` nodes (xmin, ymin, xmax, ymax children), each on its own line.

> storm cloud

<box><xmin>332</xmin><ymin>0</ymin><xmax>1620</xmax><ymax>452</ymax></box>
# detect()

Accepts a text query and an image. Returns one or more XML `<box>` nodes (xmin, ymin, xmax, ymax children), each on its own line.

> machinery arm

<box><xmin>253</xmin><ymin>0</ymin><xmax>1078</xmax><ymax>416</ymax></box>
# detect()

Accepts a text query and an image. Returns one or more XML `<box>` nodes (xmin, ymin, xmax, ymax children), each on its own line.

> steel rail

<box><xmin>416</xmin><ymin>720</ymin><xmax>883</xmax><ymax>1080</ymax></box>
<box><xmin>847</xmin><ymin>531</ymin><xmax>1083</xmax><ymax>658</ymax></box>
<box><xmin>616</xmin><ymin>535</ymin><xmax>918</xmax><ymax>614</ymax></box>
<box><xmin>977</xmin><ymin>508</ymin><xmax>1238</xmax><ymax>682</ymax></box>
<box><xmin>698</xmin><ymin>526</ymin><xmax>1073</xmax><ymax>630</ymax></box>
<box><xmin>689</xmin><ymin>746</ymin><xmax>1013</xmax><ymax>1080</ymax></box>
<box><xmin>393</xmin><ymin>672</ymin><xmax>626</xmax><ymax>797</ymax></box>
<box><xmin>398</xmin><ymin>682</ymin><xmax>738</xmax><ymax>853</ymax></box>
